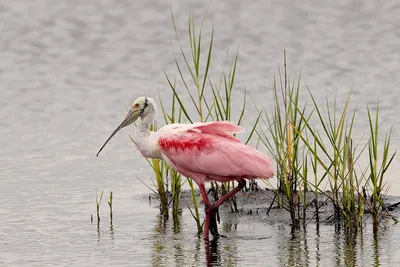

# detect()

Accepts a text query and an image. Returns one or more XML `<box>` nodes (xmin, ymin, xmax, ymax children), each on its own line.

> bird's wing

<box><xmin>158</xmin><ymin>121</ymin><xmax>274</xmax><ymax>181</ymax></box>
<box><xmin>157</xmin><ymin>121</ymin><xmax>244</xmax><ymax>138</ymax></box>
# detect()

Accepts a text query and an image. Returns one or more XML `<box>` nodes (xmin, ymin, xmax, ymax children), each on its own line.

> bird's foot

<box><xmin>208</xmin><ymin>206</ymin><xmax>221</xmax><ymax>239</ymax></box>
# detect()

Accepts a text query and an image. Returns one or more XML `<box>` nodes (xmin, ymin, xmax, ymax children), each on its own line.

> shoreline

<box><xmin>145</xmin><ymin>185</ymin><xmax>400</xmax><ymax>227</ymax></box>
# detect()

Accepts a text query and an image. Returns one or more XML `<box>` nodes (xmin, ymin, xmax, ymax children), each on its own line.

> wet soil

<box><xmin>147</xmin><ymin>182</ymin><xmax>400</xmax><ymax>228</ymax></box>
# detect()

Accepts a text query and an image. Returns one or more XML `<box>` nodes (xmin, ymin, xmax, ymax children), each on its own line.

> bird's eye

<box><xmin>135</xmin><ymin>103</ymin><xmax>140</xmax><ymax>108</ymax></box>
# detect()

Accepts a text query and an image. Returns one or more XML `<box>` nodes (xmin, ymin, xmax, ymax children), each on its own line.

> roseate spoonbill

<box><xmin>97</xmin><ymin>97</ymin><xmax>274</xmax><ymax>240</ymax></box>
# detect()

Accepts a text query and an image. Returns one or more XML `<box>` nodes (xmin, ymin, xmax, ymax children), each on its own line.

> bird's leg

<box><xmin>200</xmin><ymin>180</ymin><xmax>246</xmax><ymax>240</ymax></box>
<box><xmin>199</xmin><ymin>184</ymin><xmax>211</xmax><ymax>241</ymax></box>
<box><xmin>210</xmin><ymin>179</ymin><xmax>246</xmax><ymax>210</ymax></box>
<box><xmin>208</xmin><ymin>185</ymin><xmax>220</xmax><ymax>238</ymax></box>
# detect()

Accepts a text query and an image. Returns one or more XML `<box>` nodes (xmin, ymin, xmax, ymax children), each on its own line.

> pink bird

<box><xmin>97</xmin><ymin>97</ymin><xmax>274</xmax><ymax>240</ymax></box>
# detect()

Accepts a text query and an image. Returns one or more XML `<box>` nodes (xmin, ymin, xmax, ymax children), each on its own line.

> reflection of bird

<box><xmin>97</xmin><ymin>97</ymin><xmax>274</xmax><ymax>240</ymax></box>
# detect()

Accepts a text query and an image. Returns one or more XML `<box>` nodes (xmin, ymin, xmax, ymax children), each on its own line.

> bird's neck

<box><xmin>139</xmin><ymin>111</ymin><xmax>155</xmax><ymax>131</ymax></box>
<box><xmin>134</xmin><ymin>112</ymin><xmax>156</xmax><ymax>157</ymax></box>
<box><xmin>136</xmin><ymin>113</ymin><xmax>153</xmax><ymax>138</ymax></box>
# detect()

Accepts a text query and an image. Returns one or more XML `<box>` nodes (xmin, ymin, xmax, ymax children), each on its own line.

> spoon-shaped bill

<box><xmin>96</xmin><ymin>108</ymin><xmax>140</xmax><ymax>156</ymax></box>
<box><xmin>96</xmin><ymin>123</ymin><xmax>125</xmax><ymax>157</ymax></box>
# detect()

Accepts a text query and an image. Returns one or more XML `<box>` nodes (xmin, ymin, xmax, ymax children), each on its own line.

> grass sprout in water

<box><xmin>92</xmin><ymin>190</ymin><xmax>114</xmax><ymax>229</ymax></box>
<box><xmin>96</xmin><ymin>190</ymin><xmax>103</xmax><ymax>224</ymax></box>
<box><xmin>367</xmin><ymin>103</ymin><xmax>396</xmax><ymax>228</ymax></box>
<box><xmin>108</xmin><ymin>191</ymin><xmax>113</xmax><ymax>227</ymax></box>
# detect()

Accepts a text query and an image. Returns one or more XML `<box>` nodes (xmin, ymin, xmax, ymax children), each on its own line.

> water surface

<box><xmin>1</xmin><ymin>0</ymin><xmax>400</xmax><ymax>266</ymax></box>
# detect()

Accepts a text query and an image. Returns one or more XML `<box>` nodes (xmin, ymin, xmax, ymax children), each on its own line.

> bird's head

<box><xmin>96</xmin><ymin>96</ymin><xmax>155</xmax><ymax>156</ymax></box>
<box><xmin>124</xmin><ymin>96</ymin><xmax>150</xmax><ymax>126</ymax></box>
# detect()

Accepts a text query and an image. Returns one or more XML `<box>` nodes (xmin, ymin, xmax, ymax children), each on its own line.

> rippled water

<box><xmin>1</xmin><ymin>0</ymin><xmax>400</xmax><ymax>266</ymax></box>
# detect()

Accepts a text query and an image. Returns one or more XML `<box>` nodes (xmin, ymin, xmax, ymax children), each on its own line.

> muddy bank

<box><xmin>145</xmin><ymin>184</ymin><xmax>400</xmax><ymax>226</ymax></box>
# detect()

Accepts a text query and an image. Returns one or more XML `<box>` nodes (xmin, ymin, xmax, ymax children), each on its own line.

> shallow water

<box><xmin>1</xmin><ymin>0</ymin><xmax>400</xmax><ymax>266</ymax></box>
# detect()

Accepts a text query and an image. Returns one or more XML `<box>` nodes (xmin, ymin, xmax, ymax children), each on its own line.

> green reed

<box><xmin>96</xmin><ymin>189</ymin><xmax>104</xmax><ymax>224</ymax></box>
<box><xmin>366</xmin><ymin>102</ymin><xmax>396</xmax><ymax>227</ymax></box>
<box><xmin>142</xmin><ymin>156</ymin><xmax>170</xmax><ymax>216</ymax></box>
<box><xmin>187</xmin><ymin>177</ymin><xmax>202</xmax><ymax>234</ymax></box>
<box><xmin>290</xmin><ymin>83</ymin><xmax>395</xmax><ymax>229</ymax></box>
<box><xmin>294</xmin><ymin>88</ymin><xmax>378</xmax><ymax>229</ymax></box>
<box><xmin>259</xmin><ymin>51</ymin><xmax>310</xmax><ymax>227</ymax></box>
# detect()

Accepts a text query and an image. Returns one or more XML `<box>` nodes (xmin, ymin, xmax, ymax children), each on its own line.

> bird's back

<box><xmin>156</xmin><ymin>121</ymin><xmax>274</xmax><ymax>182</ymax></box>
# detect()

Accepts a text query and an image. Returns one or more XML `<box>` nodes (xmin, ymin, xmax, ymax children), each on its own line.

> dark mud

<box><xmin>147</xmin><ymin>182</ymin><xmax>400</xmax><ymax>227</ymax></box>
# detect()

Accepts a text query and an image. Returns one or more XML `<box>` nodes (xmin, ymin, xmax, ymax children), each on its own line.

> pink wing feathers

<box><xmin>158</xmin><ymin>121</ymin><xmax>274</xmax><ymax>183</ymax></box>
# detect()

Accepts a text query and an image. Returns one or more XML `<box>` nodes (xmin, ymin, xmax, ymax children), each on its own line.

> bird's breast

<box><xmin>134</xmin><ymin>136</ymin><xmax>162</xmax><ymax>159</ymax></box>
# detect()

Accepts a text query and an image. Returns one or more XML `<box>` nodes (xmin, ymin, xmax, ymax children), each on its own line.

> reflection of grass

<box><xmin>367</xmin><ymin>103</ymin><xmax>396</xmax><ymax>227</ymax></box>
<box><xmin>136</xmin><ymin>153</ymin><xmax>169</xmax><ymax>216</ymax></box>
<box><xmin>151</xmin><ymin>214</ymin><xmax>183</xmax><ymax>266</ymax></box>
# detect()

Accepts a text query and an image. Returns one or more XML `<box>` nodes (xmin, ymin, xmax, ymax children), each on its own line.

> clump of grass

<box><xmin>296</xmin><ymin>88</ymin><xmax>359</xmax><ymax>226</ymax></box>
<box><xmin>257</xmin><ymin>51</ymin><xmax>397</xmax><ymax>230</ymax></box>
<box><xmin>151</xmin><ymin>158</ymin><xmax>169</xmax><ymax>215</ymax></box>
<box><xmin>169</xmin><ymin>165</ymin><xmax>182</xmax><ymax>217</ymax></box>
<box><xmin>137</xmin><ymin>153</ymin><xmax>170</xmax><ymax>216</ymax></box>
<box><xmin>260</xmin><ymin>52</ymin><xmax>397</xmax><ymax>230</ymax></box>
<box><xmin>366</xmin><ymin>102</ymin><xmax>396</xmax><ymax>228</ymax></box>
<box><xmin>259</xmin><ymin>51</ymin><xmax>310</xmax><ymax>227</ymax></box>
<box><xmin>290</xmin><ymin>88</ymin><xmax>363</xmax><ymax>229</ymax></box>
